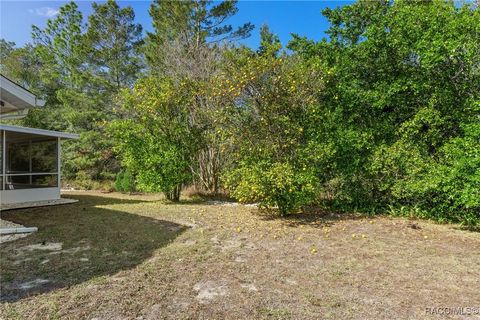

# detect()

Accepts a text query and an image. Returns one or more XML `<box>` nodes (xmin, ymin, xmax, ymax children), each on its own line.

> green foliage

<box><xmin>376</xmin><ymin>119</ymin><xmax>480</xmax><ymax>225</ymax></box>
<box><xmin>84</xmin><ymin>0</ymin><xmax>144</xmax><ymax>90</ymax></box>
<box><xmin>146</xmin><ymin>0</ymin><xmax>254</xmax><ymax>72</ymax></box>
<box><xmin>0</xmin><ymin>41</ymin><xmax>41</xmax><ymax>90</ymax></box>
<box><xmin>15</xmin><ymin>1</ymin><xmax>144</xmax><ymax>186</ymax></box>
<box><xmin>2</xmin><ymin>0</ymin><xmax>477</xmax><ymax>225</ymax></box>
<box><xmin>219</xmin><ymin>0</ymin><xmax>479</xmax><ymax>222</ymax></box>
<box><xmin>114</xmin><ymin>169</ymin><xmax>136</xmax><ymax>193</ymax></box>
<box><xmin>31</xmin><ymin>1</ymin><xmax>84</xmax><ymax>90</ymax></box>
<box><xmin>210</xmin><ymin>37</ymin><xmax>327</xmax><ymax>214</ymax></box>
<box><xmin>109</xmin><ymin>77</ymin><xmax>199</xmax><ymax>201</ymax></box>
<box><xmin>225</xmin><ymin>162</ymin><xmax>319</xmax><ymax>215</ymax></box>
<box><xmin>258</xmin><ymin>24</ymin><xmax>281</xmax><ymax>56</ymax></box>
<box><xmin>301</xmin><ymin>0</ymin><xmax>480</xmax><ymax>224</ymax></box>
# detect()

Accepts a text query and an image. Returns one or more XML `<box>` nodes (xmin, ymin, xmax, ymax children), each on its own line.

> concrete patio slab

<box><xmin>0</xmin><ymin>198</ymin><xmax>78</xmax><ymax>212</ymax></box>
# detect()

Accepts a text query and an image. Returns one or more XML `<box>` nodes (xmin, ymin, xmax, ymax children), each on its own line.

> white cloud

<box><xmin>29</xmin><ymin>7</ymin><xmax>60</xmax><ymax>18</ymax></box>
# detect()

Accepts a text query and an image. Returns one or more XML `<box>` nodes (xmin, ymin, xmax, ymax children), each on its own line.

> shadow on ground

<box><xmin>65</xmin><ymin>193</ymin><xmax>153</xmax><ymax>206</ymax></box>
<box><xmin>0</xmin><ymin>195</ymin><xmax>187</xmax><ymax>302</ymax></box>
<box><xmin>255</xmin><ymin>207</ymin><xmax>375</xmax><ymax>229</ymax></box>
<box><xmin>455</xmin><ymin>225</ymin><xmax>480</xmax><ymax>233</ymax></box>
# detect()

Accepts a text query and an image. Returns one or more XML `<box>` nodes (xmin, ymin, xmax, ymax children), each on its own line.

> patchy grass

<box><xmin>1</xmin><ymin>191</ymin><xmax>479</xmax><ymax>319</ymax></box>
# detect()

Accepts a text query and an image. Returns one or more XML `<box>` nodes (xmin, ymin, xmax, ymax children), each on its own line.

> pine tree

<box><xmin>84</xmin><ymin>0</ymin><xmax>144</xmax><ymax>91</ymax></box>
<box><xmin>146</xmin><ymin>0</ymin><xmax>253</xmax><ymax>75</ymax></box>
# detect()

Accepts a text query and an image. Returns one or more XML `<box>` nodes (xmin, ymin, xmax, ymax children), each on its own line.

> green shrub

<box><xmin>224</xmin><ymin>161</ymin><xmax>320</xmax><ymax>215</ymax></box>
<box><xmin>114</xmin><ymin>170</ymin><xmax>136</xmax><ymax>193</ymax></box>
<box><xmin>109</xmin><ymin>77</ymin><xmax>198</xmax><ymax>202</ymax></box>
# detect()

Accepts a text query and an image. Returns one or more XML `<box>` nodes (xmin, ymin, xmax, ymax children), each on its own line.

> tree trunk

<box><xmin>165</xmin><ymin>184</ymin><xmax>181</xmax><ymax>202</ymax></box>
<box><xmin>196</xmin><ymin>145</ymin><xmax>220</xmax><ymax>195</ymax></box>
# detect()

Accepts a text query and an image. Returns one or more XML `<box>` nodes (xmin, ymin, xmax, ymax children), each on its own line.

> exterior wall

<box><xmin>0</xmin><ymin>187</ymin><xmax>61</xmax><ymax>205</ymax></box>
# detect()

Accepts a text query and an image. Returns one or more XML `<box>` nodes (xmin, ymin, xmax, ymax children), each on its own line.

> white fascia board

<box><xmin>0</xmin><ymin>76</ymin><xmax>39</xmax><ymax>108</ymax></box>
<box><xmin>0</xmin><ymin>124</ymin><xmax>80</xmax><ymax>139</ymax></box>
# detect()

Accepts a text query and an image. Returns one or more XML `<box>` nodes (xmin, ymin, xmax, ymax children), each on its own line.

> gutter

<box><xmin>0</xmin><ymin>99</ymin><xmax>45</xmax><ymax>120</ymax></box>
<box><xmin>0</xmin><ymin>109</ymin><xmax>30</xmax><ymax>120</ymax></box>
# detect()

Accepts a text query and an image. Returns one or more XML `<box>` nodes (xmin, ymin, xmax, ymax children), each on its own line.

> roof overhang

<box><xmin>0</xmin><ymin>75</ymin><xmax>45</xmax><ymax>115</ymax></box>
<box><xmin>0</xmin><ymin>124</ymin><xmax>79</xmax><ymax>139</ymax></box>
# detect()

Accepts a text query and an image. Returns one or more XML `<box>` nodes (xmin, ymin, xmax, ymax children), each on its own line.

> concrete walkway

<box><xmin>0</xmin><ymin>220</ymin><xmax>32</xmax><ymax>243</ymax></box>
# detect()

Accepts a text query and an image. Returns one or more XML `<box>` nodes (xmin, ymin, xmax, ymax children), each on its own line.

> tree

<box><xmin>109</xmin><ymin>77</ymin><xmax>200</xmax><ymax>201</ymax></box>
<box><xmin>146</xmin><ymin>0</ymin><xmax>254</xmax><ymax>76</ymax></box>
<box><xmin>143</xmin><ymin>0</ymin><xmax>254</xmax><ymax>196</ymax></box>
<box><xmin>0</xmin><ymin>39</ymin><xmax>16</xmax><ymax>70</ymax></box>
<box><xmin>26</xmin><ymin>1</ymin><xmax>144</xmax><ymax>186</ymax></box>
<box><xmin>0</xmin><ymin>41</ymin><xmax>41</xmax><ymax>91</ymax></box>
<box><xmin>288</xmin><ymin>0</ymin><xmax>480</xmax><ymax>223</ymax></box>
<box><xmin>213</xmin><ymin>34</ymin><xmax>327</xmax><ymax>214</ymax></box>
<box><xmin>84</xmin><ymin>0</ymin><xmax>144</xmax><ymax>92</ymax></box>
<box><xmin>32</xmin><ymin>1</ymin><xmax>84</xmax><ymax>92</ymax></box>
<box><xmin>258</xmin><ymin>24</ymin><xmax>281</xmax><ymax>56</ymax></box>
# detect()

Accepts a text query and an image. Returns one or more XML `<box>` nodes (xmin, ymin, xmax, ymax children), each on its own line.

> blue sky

<box><xmin>0</xmin><ymin>1</ymin><xmax>354</xmax><ymax>49</ymax></box>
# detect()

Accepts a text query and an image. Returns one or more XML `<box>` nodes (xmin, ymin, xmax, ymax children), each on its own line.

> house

<box><xmin>0</xmin><ymin>75</ymin><xmax>79</xmax><ymax>206</ymax></box>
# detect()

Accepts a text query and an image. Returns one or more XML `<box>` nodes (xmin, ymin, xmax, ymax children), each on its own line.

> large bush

<box><xmin>210</xmin><ymin>39</ymin><xmax>331</xmax><ymax>214</ymax></box>
<box><xmin>225</xmin><ymin>161</ymin><xmax>320</xmax><ymax>215</ymax></box>
<box><xmin>317</xmin><ymin>0</ymin><xmax>480</xmax><ymax>224</ymax></box>
<box><xmin>109</xmin><ymin>77</ymin><xmax>199</xmax><ymax>201</ymax></box>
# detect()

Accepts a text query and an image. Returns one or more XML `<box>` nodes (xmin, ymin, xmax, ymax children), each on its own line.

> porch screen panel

<box><xmin>31</xmin><ymin>140</ymin><xmax>57</xmax><ymax>172</ymax></box>
<box><xmin>5</xmin><ymin>132</ymin><xmax>58</xmax><ymax>189</ymax></box>
<box><xmin>31</xmin><ymin>174</ymin><xmax>58</xmax><ymax>187</ymax></box>
<box><xmin>7</xmin><ymin>142</ymin><xmax>29</xmax><ymax>173</ymax></box>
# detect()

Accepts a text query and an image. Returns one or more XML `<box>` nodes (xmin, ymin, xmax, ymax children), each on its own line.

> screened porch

<box><xmin>0</xmin><ymin>125</ymin><xmax>78</xmax><ymax>205</ymax></box>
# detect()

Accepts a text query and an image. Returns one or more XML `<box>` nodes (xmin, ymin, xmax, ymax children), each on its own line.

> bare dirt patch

<box><xmin>21</xmin><ymin>242</ymin><xmax>63</xmax><ymax>251</ymax></box>
<box><xmin>194</xmin><ymin>280</ymin><xmax>229</xmax><ymax>303</ymax></box>
<box><xmin>18</xmin><ymin>279</ymin><xmax>50</xmax><ymax>290</ymax></box>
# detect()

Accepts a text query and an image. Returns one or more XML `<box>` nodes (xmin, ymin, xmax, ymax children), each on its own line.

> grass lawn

<box><xmin>1</xmin><ymin>191</ymin><xmax>479</xmax><ymax>319</ymax></box>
